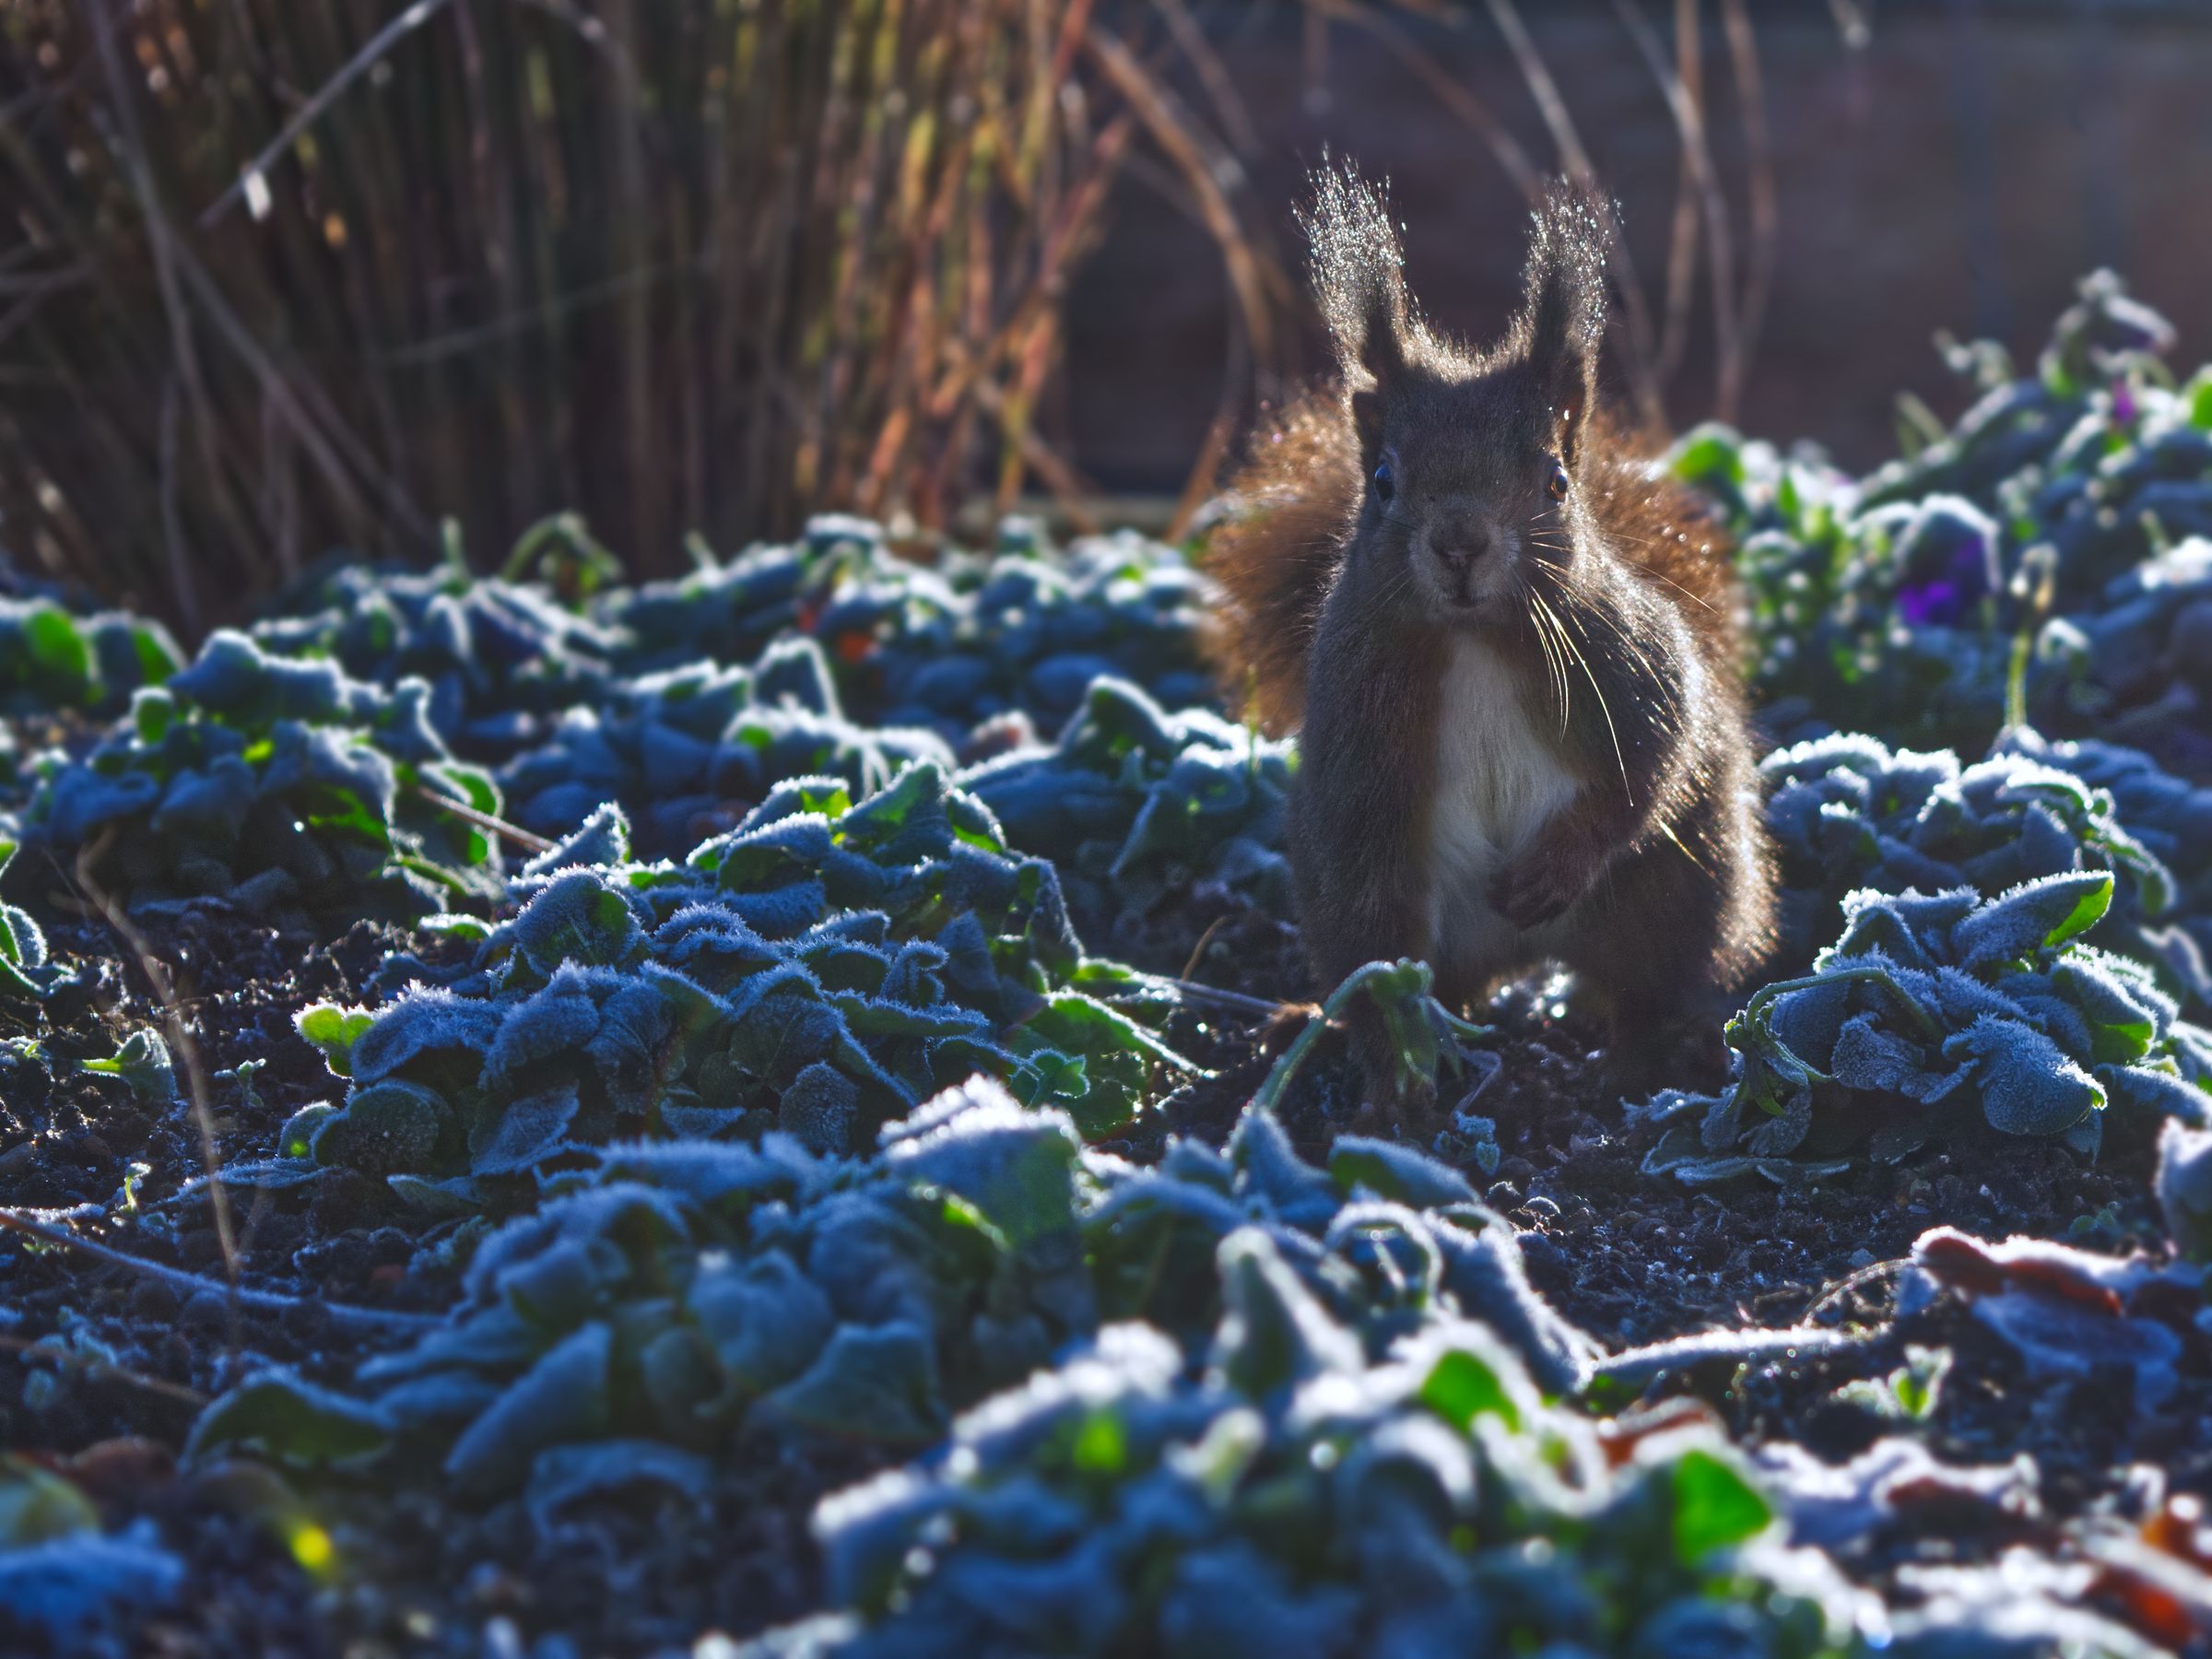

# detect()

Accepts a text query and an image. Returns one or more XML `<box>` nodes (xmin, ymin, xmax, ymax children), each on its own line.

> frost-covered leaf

<box><xmin>759</xmin><ymin>1322</ymin><xmax>945</xmax><ymax>1444</ymax></box>
<box><xmin>2155</xmin><ymin>1120</ymin><xmax>2212</xmax><ymax>1263</ymax></box>
<box><xmin>470</xmin><ymin>1082</ymin><xmax>582</xmax><ymax>1176</ymax></box>
<box><xmin>1942</xmin><ymin>1017</ymin><xmax>2105</xmax><ymax>1135</ymax></box>
<box><xmin>1949</xmin><ymin>871</ymin><xmax>2113</xmax><ymax>970</ymax></box>
<box><xmin>445</xmin><ymin>1322</ymin><xmax>614</xmax><ymax>1500</ymax></box>
<box><xmin>313</xmin><ymin>1079</ymin><xmax>453</xmax><ymax>1174</ymax></box>
<box><xmin>510</xmin><ymin>870</ymin><xmax>641</xmax><ymax>972</ymax></box>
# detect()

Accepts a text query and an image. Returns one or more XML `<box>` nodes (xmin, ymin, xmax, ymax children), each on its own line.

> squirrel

<box><xmin>1207</xmin><ymin>167</ymin><xmax>1777</xmax><ymax>1107</ymax></box>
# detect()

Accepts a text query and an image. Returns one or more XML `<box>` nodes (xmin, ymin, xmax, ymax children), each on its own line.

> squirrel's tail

<box><xmin>1202</xmin><ymin>391</ymin><xmax>1362</xmax><ymax>735</ymax></box>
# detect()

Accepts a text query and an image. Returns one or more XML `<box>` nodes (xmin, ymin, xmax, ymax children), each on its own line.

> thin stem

<box><xmin>0</xmin><ymin>1210</ymin><xmax>438</xmax><ymax>1334</ymax></box>
<box><xmin>1742</xmin><ymin>965</ymin><xmax>1947</xmax><ymax>1048</ymax></box>
<box><xmin>200</xmin><ymin>0</ymin><xmax>457</xmax><ymax>229</ymax></box>
<box><xmin>73</xmin><ymin>829</ymin><xmax>241</xmax><ymax>1340</ymax></box>
<box><xmin>406</xmin><ymin>781</ymin><xmax>557</xmax><ymax>854</ymax></box>
<box><xmin>1251</xmin><ymin>959</ymin><xmax>1492</xmax><ymax>1113</ymax></box>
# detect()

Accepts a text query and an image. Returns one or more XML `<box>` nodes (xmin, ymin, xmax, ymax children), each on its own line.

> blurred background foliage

<box><xmin>0</xmin><ymin>1</ymin><xmax>2202</xmax><ymax>636</ymax></box>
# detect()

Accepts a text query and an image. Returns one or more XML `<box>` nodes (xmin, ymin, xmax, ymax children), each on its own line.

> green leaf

<box><xmin>1069</xmin><ymin>1409</ymin><xmax>1126</xmax><ymax>1477</ymax></box>
<box><xmin>23</xmin><ymin>604</ymin><xmax>91</xmax><ymax>692</ymax></box>
<box><xmin>277</xmin><ymin>1103</ymin><xmax>337</xmax><ymax>1161</ymax></box>
<box><xmin>131</xmin><ymin>624</ymin><xmax>181</xmax><ymax>686</ymax></box>
<box><xmin>296</xmin><ymin>1003</ymin><xmax>375</xmax><ymax>1078</ymax></box>
<box><xmin>1665</xmin><ymin>425</ymin><xmax>1747</xmax><ymax>490</ymax></box>
<box><xmin>1419</xmin><ymin>1347</ymin><xmax>1522</xmax><ymax>1434</ymax></box>
<box><xmin>187</xmin><ymin>1370</ymin><xmax>391</xmax><ymax>1465</ymax></box>
<box><xmin>1949</xmin><ymin>871</ymin><xmax>2112</xmax><ymax>971</ymax></box>
<box><xmin>1668</xmin><ymin>1447</ymin><xmax>1772</xmax><ymax>1563</ymax></box>
<box><xmin>132</xmin><ymin>688</ymin><xmax>174</xmax><ymax>744</ymax></box>
<box><xmin>2186</xmin><ymin>364</ymin><xmax>2212</xmax><ymax>429</ymax></box>
<box><xmin>418</xmin><ymin>913</ymin><xmax>492</xmax><ymax>943</ymax></box>
<box><xmin>0</xmin><ymin>1456</ymin><xmax>100</xmax><ymax>1545</ymax></box>
<box><xmin>80</xmin><ymin>1030</ymin><xmax>175</xmax><ymax>1105</ymax></box>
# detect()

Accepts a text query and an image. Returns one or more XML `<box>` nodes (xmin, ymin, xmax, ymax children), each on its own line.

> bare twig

<box><xmin>1153</xmin><ymin>975</ymin><xmax>1284</xmax><ymax>1020</ymax></box>
<box><xmin>1801</xmin><ymin>1257</ymin><xmax>1907</xmax><ymax>1325</ymax></box>
<box><xmin>1482</xmin><ymin>0</ymin><xmax>1668</xmax><ymax>429</ymax></box>
<box><xmin>0</xmin><ymin>1209</ymin><xmax>439</xmax><ymax>1334</ymax></box>
<box><xmin>159</xmin><ymin>372</ymin><xmax>200</xmax><ymax>639</ymax></box>
<box><xmin>16</xmin><ymin>0</ymin><xmax>1242</xmax><ymax>623</ymax></box>
<box><xmin>1315</xmin><ymin>0</ymin><xmax>1540</xmax><ymax>194</ymax></box>
<box><xmin>73</xmin><ymin>829</ymin><xmax>240</xmax><ymax>1322</ymax></box>
<box><xmin>406</xmin><ymin>780</ymin><xmax>558</xmax><ymax>855</ymax></box>
<box><xmin>1084</xmin><ymin>24</ymin><xmax>1282</xmax><ymax>515</ymax></box>
<box><xmin>1612</xmin><ymin>0</ymin><xmax>1744</xmax><ymax>421</ymax></box>
<box><xmin>1720</xmin><ymin>0</ymin><xmax>1780</xmax><ymax>381</ymax></box>
<box><xmin>200</xmin><ymin>0</ymin><xmax>457</xmax><ymax>229</ymax></box>
<box><xmin>1148</xmin><ymin>0</ymin><xmax>1260</xmax><ymax>156</ymax></box>
<box><xmin>1655</xmin><ymin>0</ymin><xmax>1705</xmax><ymax>383</ymax></box>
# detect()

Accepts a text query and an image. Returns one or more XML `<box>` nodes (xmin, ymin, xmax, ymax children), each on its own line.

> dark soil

<box><xmin>2</xmin><ymin>900</ymin><xmax>2202</xmax><ymax>1654</ymax></box>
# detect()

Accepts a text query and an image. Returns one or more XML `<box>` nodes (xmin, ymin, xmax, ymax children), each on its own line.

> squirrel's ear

<box><xmin>1349</xmin><ymin>388</ymin><xmax>1385</xmax><ymax>455</ymax></box>
<box><xmin>1519</xmin><ymin>181</ymin><xmax>1611</xmax><ymax>466</ymax></box>
<box><xmin>1300</xmin><ymin>163</ymin><xmax>1413</xmax><ymax>394</ymax></box>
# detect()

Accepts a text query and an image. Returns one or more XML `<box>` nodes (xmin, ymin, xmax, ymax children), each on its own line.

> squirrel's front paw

<box><xmin>1488</xmin><ymin>852</ymin><xmax>1588</xmax><ymax>930</ymax></box>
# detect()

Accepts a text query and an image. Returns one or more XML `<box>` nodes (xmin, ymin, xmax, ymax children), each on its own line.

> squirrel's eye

<box><xmin>1545</xmin><ymin>458</ymin><xmax>1570</xmax><ymax>502</ymax></box>
<box><xmin>1372</xmin><ymin>459</ymin><xmax>1395</xmax><ymax>503</ymax></box>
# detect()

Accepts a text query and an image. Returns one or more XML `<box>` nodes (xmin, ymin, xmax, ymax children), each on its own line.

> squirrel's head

<box><xmin>1303</xmin><ymin>168</ymin><xmax>1611</xmax><ymax>621</ymax></box>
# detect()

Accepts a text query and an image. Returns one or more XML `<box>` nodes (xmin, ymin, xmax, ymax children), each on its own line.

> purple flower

<box><xmin>1897</xmin><ymin>579</ymin><xmax>1962</xmax><ymax>627</ymax></box>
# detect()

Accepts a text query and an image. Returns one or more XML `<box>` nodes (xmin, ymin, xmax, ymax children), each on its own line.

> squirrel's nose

<box><xmin>1436</xmin><ymin>532</ymin><xmax>1491</xmax><ymax>569</ymax></box>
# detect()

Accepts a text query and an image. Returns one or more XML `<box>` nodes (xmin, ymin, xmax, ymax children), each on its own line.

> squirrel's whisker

<box><xmin>1535</xmin><ymin>587</ymin><xmax>1630</xmax><ymax>801</ymax></box>
<box><xmin>1571</xmin><ymin>589</ymin><xmax>1665</xmax><ymax>682</ymax></box>
<box><xmin>1525</xmin><ymin>582</ymin><xmax>1572</xmax><ymax>735</ymax></box>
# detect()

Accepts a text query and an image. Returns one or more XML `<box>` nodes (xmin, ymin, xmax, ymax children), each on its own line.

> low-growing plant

<box><xmin>81</xmin><ymin>1030</ymin><xmax>177</xmax><ymax>1109</ymax></box>
<box><xmin>21</xmin><ymin>631</ymin><xmax>504</xmax><ymax>927</ymax></box>
<box><xmin>2032</xmin><ymin>539</ymin><xmax>2212</xmax><ymax>777</ymax></box>
<box><xmin>961</xmin><ymin>677</ymin><xmax>1295</xmax><ymax>959</ymax></box>
<box><xmin>252</xmin><ymin>542</ymin><xmax>622</xmax><ymax>761</ymax></box>
<box><xmin>1639</xmin><ymin>871</ymin><xmax>2212</xmax><ymax>1183</ymax></box>
<box><xmin>500</xmin><ymin>643</ymin><xmax>951</xmax><ymax>861</ymax></box>
<box><xmin>281</xmin><ymin>763</ymin><xmax>1201</xmax><ymax>1198</ymax></box>
<box><xmin>1677</xmin><ymin>272</ymin><xmax>2212</xmax><ymax>773</ymax></box>
<box><xmin>1996</xmin><ymin>727</ymin><xmax>2212</xmax><ymax>1001</ymax></box>
<box><xmin>0</xmin><ymin>841</ymin><xmax>51</xmax><ymax>1000</ymax></box>
<box><xmin>0</xmin><ymin>596</ymin><xmax>180</xmax><ymax>716</ymax></box>
<box><xmin>611</xmin><ymin>519</ymin><xmax>1218</xmax><ymax>744</ymax></box>
<box><xmin>1762</xmin><ymin>730</ymin><xmax>2194</xmax><ymax>1002</ymax></box>
<box><xmin>192</xmin><ymin>1077</ymin><xmax>1593</xmax><ymax>1510</ymax></box>
<box><xmin>757</xmin><ymin>1240</ymin><xmax>1862</xmax><ymax>1658</ymax></box>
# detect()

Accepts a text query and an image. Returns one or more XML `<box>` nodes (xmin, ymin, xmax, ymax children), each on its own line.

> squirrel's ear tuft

<box><xmin>1518</xmin><ymin>180</ymin><xmax>1612</xmax><ymax>463</ymax></box>
<box><xmin>1300</xmin><ymin>162</ymin><xmax>1412</xmax><ymax>390</ymax></box>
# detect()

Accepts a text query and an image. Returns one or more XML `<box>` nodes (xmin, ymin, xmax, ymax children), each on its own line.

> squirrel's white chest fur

<box><xmin>1424</xmin><ymin>636</ymin><xmax>1580</xmax><ymax>974</ymax></box>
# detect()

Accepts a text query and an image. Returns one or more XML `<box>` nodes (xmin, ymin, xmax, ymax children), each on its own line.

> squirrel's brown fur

<box><xmin>1211</xmin><ymin>395</ymin><xmax>1740</xmax><ymax>736</ymax></box>
<box><xmin>1206</xmin><ymin>168</ymin><xmax>1776</xmax><ymax>1105</ymax></box>
<box><xmin>1204</xmin><ymin>394</ymin><xmax>1364</xmax><ymax>734</ymax></box>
